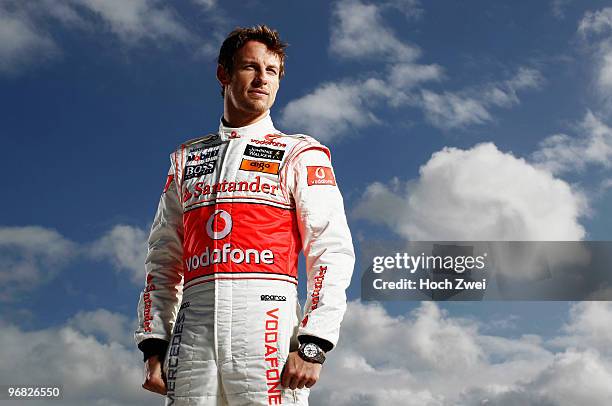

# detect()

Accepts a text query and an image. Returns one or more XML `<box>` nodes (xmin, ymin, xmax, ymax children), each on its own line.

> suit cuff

<box><xmin>298</xmin><ymin>335</ymin><xmax>334</xmax><ymax>353</ymax></box>
<box><xmin>138</xmin><ymin>338</ymin><xmax>169</xmax><ymax>362</ymax></box>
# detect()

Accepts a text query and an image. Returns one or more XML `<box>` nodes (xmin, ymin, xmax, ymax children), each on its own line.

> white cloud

<box><xmin>88</xmin><ymin>224</ymin><xmax>148</xmax><ymax>284</ymax></box>
<box><xmin>72</xmin><ymin>0</ymin><xmax>191</xmax><ymax>45</ymax></box>
<box><xmin>282</xmin><ymin>0</ymin><xmax>540</xmax><ymax>137</ymax></box>
<box><xmin>551</xmin><ymin>0</ymin><xmax>572</xmax><ymax>19</ymax></box>
<box><xmin>420</xmin><ymin>68</ymin><xmax>543</xmax><ymax>130</ymax></box>
<box><xmin>0</xmin><ymin>0</ymin><xmax>220</xmax><ymax>74</ymax></box>
<box><xmin>381</xmin><ymin>0</ymin><xmax>423</xmax><ymax>20</ymax></box>
<box><xmin>3</xmin><ymin>301</ymin><xmax>612</xmax><ymax>405</ymax></box>
<box><xmin>330</xmin><ymin>0</ymin><xmax>421</xmax><ymax>62</ymax></box>
<box><xmin>551</xmin><ymin>301</ymin><xmax>612</xmax><ymax>354</ymax></box>
<box><xmin>388</xmin><ymin>62</ymin><xmax>444</xmax><ymax>91</ymax></box>
<box><xmin>578</xmin><ymin>8</ymin><xmax>612</xmax><ymax>97</ymax></box>
<box><xmin>533</xmin><ymin>110</ymin><xmax>612</xmax><ymax>174</ymax></box>
<box><xmin>310</xmin><ymin>300</ymin><xmax>612</xmax><ymax>405</ymax></box>
<box><xmin>191</xmin><ymin>0</ymin><xmax>217</xmax><ymax>10</ymax></box>
<box><xmin>354</xmin><ymin>142</ymin><xmax>587</xmax><ymax>240</ymax></box>
<box><xmin>578</xmin><ymin>7</ymin><xmax>612</xmax><ymax>37</ymax></box>
<box><xmin>0</xmin><ymin>226</ymin><xmax>77</xmax><ymax>301</ymax></box>
<box><xmin>0</xmin><ymin>6</ymin><xmax>59</xmax><ymax>74</ymax></box>
<box><xmin>0</xmin><ymin>312</ymin><xmax>159</xmax><ymax>406</ymax></box>
<box><xmin>0</xmin><ymin>223</ymin><xmax>149</xmax><ymax>300</ymax></box>
<box><xmin>420</xmin><ymin>90</ymin><xmax>492</xmax><ymax>129</ymax></box>
<box><xmin>68</xmin><ymin>308</ymin><xmax>135</xmax><ymax>348</ymax></box>
<box><xmin>279</xmin><ymin>80</ymin><xmax>386</xmax><ymax>140</ymax></box>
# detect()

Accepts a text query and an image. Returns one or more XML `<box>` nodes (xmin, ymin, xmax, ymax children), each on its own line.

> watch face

<box><xmin>303</xmin><ymin>344</ymin><xmax>318</xmax><ymax>358</ymax></box>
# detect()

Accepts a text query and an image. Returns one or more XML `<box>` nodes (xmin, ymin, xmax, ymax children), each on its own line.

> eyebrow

<box><xmin>240</xmin><ymin>59</ymin><xmax>280</xmax><ymax>68</ymax></box>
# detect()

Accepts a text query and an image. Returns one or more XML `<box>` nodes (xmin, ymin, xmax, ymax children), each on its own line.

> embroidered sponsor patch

<box><xmin>306</xmin><ymin>166</ymin><xmax>336</xmax><ymax>186</ymax></box>
<box><xmin>244</xmin><ymin>145</ymin><xmax>285</xmax><ymax>161</ymax></box>
<box><xmin>186</xmin><ymin>146</ymin><xmax>219</xmax><ymax>165</ymax></box>
<box><xmin>183</xmin><ymin>161</ymin><xmax>216</xmax><ymax>180</ymax></box>
<box><xmin>239</xmin><ymin>159</ymin><xmax>280</xmax><ymax>175</ymax></box>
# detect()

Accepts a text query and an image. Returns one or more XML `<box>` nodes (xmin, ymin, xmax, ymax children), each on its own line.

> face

<box><xmin>218</xmin><ymin>41</ymin><xmax>281</xmax><ymax>123</ymax></box>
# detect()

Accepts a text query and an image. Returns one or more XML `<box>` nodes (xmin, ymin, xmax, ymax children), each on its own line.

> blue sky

<box><xmin>2</xmin><ymin>0</ymin><xmax>612</xmax><ymax>404</ymax></box>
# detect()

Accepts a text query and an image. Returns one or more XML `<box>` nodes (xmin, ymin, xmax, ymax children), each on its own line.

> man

<box><xmin>135</xmin><ymin>25</ymin><xmax>355</xmax><ymax>405</ymax></box>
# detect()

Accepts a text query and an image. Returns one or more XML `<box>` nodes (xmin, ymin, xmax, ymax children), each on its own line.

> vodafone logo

<box><xmin>252</xmin><ymin>134</ymin><xmax>287</xmax><ymax>147</ymax></box>
<box><xmin>306</xmin><ymin>166</ymin><xmax>336</xmax><ymax>186</ymax></box>
<box><xmin>206</xmin><ymin>210</ymin><xmax>232</xmax><ymax>240</ymax></box>
<box><xmin>264</xmin><ymin>133</ymin><xmax>283</xmax><ymax>141</ymax></box>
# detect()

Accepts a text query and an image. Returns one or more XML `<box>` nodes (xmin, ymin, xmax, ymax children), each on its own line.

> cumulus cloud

<box><xmin>281</xmin><ymin>0</ymin><xmax>541</xmax><ymax>138</ymax></box>
<box><xmin>70</xmin><ymin>0</ymin><xmax>191</xmax><ymax>45</ymax></box>
<box><xmin>3</xmin><ymin>301</ymin><xmax>612</xmax><ymax>405</ymax></box>
<box><xmin>0</xmin><ymin>312</ymin><xmax>158</xmax><ymax>406</ymax></box>
<box><xmin>578</xmin><ymin>7</ymin><xmax>612</xmax><ymax>37</ymax></box>
<box><xmin>354</xmin><ymin>143</ymin><xmax>587</xmax><ymax>240</ymax></box>
<box><xmin>310</xmin><ymin>300</ymin><xmax>612</xmax><ymax>405</ymax></box>
<box><xmin>68</xmin><ymin>308</ymin><xmax>136</xmax><ymax>348</ymax></box>
<box><xmin>88</xmin><ymin>224</ymin><xmax>148</xmax><ymax>284</ymax></box>
<box><xmin>0</xmin><ymin>226</ymin><xmax>77</xmax><ymax>301</ymax></box>
<box><xmin>0</xmin><ymin>4</ymin><xmax>60</xmax><ymax>74</ymax></box>
<box><xmin>533</xmin><ymin>110</ymin><xmax>612</xmax><ymax>174</ymax></box>
<box><xmin>578</xmin><ymin>7</ymin><xmax>612</xmax><ymax>97</ymax></box>
<box><xmin>330</xmin><ymin>0</ymin><xmax>421</xmax><ymax>62</ymax></box>
<box><xmin>420</xmin><ymin>67</ymin><xmax>543</xmax><ymax>130</ymax></box>
<box><xmin>0</xmin><ymin>0</ymin><xmax>222</xmax><ymax>74</ymax></box>
<box><xmin>0</xmin><ymin>223</ymin><xmax>149</xmax><ymax>300</ymax></box>
<box><xmin>551</xmin><ymin>301</ymin><xmax>612</xmax><ymax>354</ymax></box>
<box><xmin>280</xmin><ymin>80</ymin><xmax>385</xmax><ymax>140</ymax></box>
<box><xmin>420</xmin><ymin>90</ymin><xmax>492</xmax><ymax>129</ymax></box>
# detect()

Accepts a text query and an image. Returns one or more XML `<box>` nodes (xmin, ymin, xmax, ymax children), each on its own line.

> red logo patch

<box><xmin>306</xmin><ymin>166</ymin><xmax>336</xmax><ymax>186</ymax></box>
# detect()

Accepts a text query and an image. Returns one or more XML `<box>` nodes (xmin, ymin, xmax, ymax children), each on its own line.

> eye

<box><xmin>267</xmin><ymin>67</ymin><xmax>278</xmax><ymax>75</ymax></box>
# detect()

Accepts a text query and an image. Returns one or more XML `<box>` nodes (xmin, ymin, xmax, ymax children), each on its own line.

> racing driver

<box><xmin>135</xmin><ymin>25</ymin><xmax>355</xmax><ymax>405</ymax></box>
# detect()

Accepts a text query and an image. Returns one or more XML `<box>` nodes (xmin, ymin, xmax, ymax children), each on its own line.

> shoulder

<box><xmin>277</xmin><ymin>132</ymin><xmax>331</xmax><ymax>161</ymax></box>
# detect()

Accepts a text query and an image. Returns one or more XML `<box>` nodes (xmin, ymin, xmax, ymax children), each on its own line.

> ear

<box><xmin>217</xmin><ymin>65</ymin><xmax>230</xmax><ymax>86</ymax></box>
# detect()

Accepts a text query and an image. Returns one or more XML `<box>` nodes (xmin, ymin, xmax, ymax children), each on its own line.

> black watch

<box><xmin>297</xmin><ymin>343</ymin><xmax>326</xmax><ymax>364</ymax></box>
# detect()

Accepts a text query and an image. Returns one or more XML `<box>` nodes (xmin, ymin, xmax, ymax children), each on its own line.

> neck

<box><xmin>223</xmin><ymin>110</ymin><xmax>268</xmax><ymax>128</ymax></box>
<box><xmin>223</xmin><ymin>105</ymin><xmax>269</xmax><ymax>128</ymax></box>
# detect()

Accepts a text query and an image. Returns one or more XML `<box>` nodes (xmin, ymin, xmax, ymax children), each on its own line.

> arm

<box><xmin>134</xmin><ymin>158</ymin><xmax>185</xmax><ymax>393</ymax></box>
<box><xmin>281</xmin><ymin>144</ymin><xmax>355</xmax><ymax>388</ymax></box>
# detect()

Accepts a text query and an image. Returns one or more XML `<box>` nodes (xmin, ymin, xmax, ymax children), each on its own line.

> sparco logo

<box><xmin>206</xmin><ymin>210</ymin><xmax>232</xmax><ymax>240</ymax></box>
<box><xmin>260</xmin><ymin>295</ymin><xmax>286</xmax><ymax>301</ymax></box>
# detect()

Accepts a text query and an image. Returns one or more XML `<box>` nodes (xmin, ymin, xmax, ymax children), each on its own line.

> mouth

<box><xmin>249</xmin><ymin>89</ymin><xmax>269</xmax><ymax>96</ymax></box>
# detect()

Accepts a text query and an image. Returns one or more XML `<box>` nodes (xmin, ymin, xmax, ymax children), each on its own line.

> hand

<box><xmin>281</xmin><ymin>351</ymin><xmax>322</xmax><ymax>390</ymax></box>
<box><xmin>142</xmin><ymin>355</ymin><xmax>167</xmax><ymax>395</ymax></box>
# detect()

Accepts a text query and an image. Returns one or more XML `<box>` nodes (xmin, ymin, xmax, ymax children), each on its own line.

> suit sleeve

<box><xmin>134</xmin><ymin>156</ymin><xmax>185</xmax><ymax>360</ymax></box>
<box><xmin>287</xmin><ymin>145</ymin><xmax>355</xmax><ymax>352</ymax></box>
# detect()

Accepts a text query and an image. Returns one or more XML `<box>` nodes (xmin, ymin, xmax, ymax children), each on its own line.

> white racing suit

<box><xmin>135</xmin><ymin>112</ymin><xmax>355</xmax><ymax>405</ymax></box>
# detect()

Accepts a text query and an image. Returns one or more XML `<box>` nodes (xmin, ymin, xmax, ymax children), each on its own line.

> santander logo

<box><xmin>206</xmin><ymin>210</ymin><xmax>232</xmax><ymax>240</ymax></box>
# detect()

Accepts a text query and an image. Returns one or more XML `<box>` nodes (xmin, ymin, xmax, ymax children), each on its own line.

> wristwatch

<box><xmin>297</xmin><ymin>342</ymin><xmax>326</xmax><ymax>364</ymax></box>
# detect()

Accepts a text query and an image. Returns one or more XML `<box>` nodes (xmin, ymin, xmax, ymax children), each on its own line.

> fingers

<box><xmin>281</xmin><ymin>352</ymin><xmax>322</xmax><ymax>390</ymax></box>
<box><xmin>142</xmin><ymin>356</ymin><xmax>167</xmax><ymax>395</ymax></box>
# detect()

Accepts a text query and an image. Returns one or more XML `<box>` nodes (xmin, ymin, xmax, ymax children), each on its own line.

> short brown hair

<box><xmin>217</xmin><ymin>25</ymin><xmax>288</xmax><ymax>97</ymax></box>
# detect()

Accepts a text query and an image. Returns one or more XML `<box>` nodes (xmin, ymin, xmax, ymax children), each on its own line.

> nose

<box><xmin>253</xmin><ymin>68</ymin><xmax>269</xmax><ymax>86</ymax></box>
